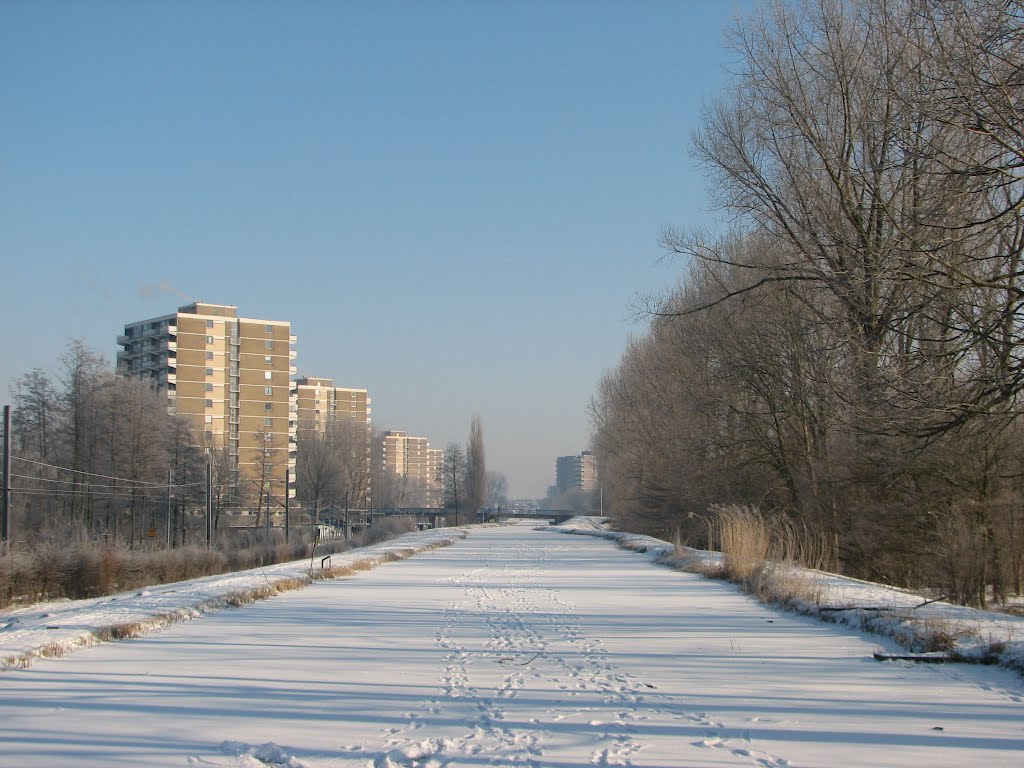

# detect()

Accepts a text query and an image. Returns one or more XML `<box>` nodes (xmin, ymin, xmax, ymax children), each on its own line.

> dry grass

<box><xmin>701</xmin><ymin>505</ymin><xmax>834</xmax><ymax>603</ymax></box>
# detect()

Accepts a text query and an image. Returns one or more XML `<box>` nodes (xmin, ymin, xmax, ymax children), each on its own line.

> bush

<box><xmin>357</xmin><ymin>517</ymin><xmax>418</xmax><ymax>546</ymax></box>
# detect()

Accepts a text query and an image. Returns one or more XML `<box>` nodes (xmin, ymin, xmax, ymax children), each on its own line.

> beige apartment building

<box><xmin>380</xmin><ymin>430</ymin><xmax>444</xmax><ymax>508</ymax></box>
<box><xmin>295</xmin><ymin>377</ymin><xmax>371</xmax><ymax>433</ymax></box>
<box><xmin>117</xmin><ymin>302</ymin><xmax>297</xmax><ymax>506</ymax></box>
<box><xmin>555</xmin><ymin>450</ymin><xmax>599</xmax><ymax>494</ymax></box>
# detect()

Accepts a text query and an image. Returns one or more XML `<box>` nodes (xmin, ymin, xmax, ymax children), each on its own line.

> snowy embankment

<box><xmin>0</xmin><ymin>527</ymin><xmax>468</xmax><ymax>670</ymax></box>
<box><xmin>552</xmin><ymin>516</ymin><xmax>1024</xmax><ymax>674</ymax></box>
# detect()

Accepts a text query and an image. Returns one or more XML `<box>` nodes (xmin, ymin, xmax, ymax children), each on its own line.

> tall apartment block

<box><xmin>380</xmin><ymin>430</ymin><xmax>444</xmax><ymax>508</ymax></box>
<box><xmin>555</xmin><ymin>450</ymin><xmax>598</xmax><ymax>494</ymax></box>
<box><xmin>295</xmin><ymin>377</ymin><xmax>371</xmax><ymax>433</ymax></box>
<box><xmin>117</xmin><ymin>302</ymin><xmax>297</xmax><ymax>504</ymax></box>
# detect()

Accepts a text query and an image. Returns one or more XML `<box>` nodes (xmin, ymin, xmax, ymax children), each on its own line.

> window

<box><xmin>265</xmin><ymin>356</ymin><xmax>272</xmax><ymax>365</ymax></box>
<box><xmin>264</xmin><ymin>371</ymin><xmax>272</xmax><ymax>380</ymax></box>
<box><xmin>205</xmin><ymin>367</ymin><xmax>213</xmax><ymax>376</ymax></box>
<box><xmin>265</xmin><ymin>340</ymin><xmax>273</xmax><ymax>350</ymax></box>
<box><xmin>265</xmin><ymin>386</ymin><xmax>273</xmax><ymax>396</ymax></box>
<box><xmin>265</xmin><ymin>324</ymin><xmax>273</xmax><ymax>334</ymax></box>
<box><xmin>205</xmin><ymin>399</ymin><xmax>213</xmax><ymax>408</ymax></box>
<box><xmin>206</xmin><ymin>351</ymin><xmax>214</xmax><ymax>360</ymax></box>
<box><xmin>264</xmin><ymin>402</ymin><xmax>273</xmax><ymax>411</ymax></box>
<box><xmin>206</xmin><ymin>336</ymin><xmax>214</xmax><ymax>344</ymax></box>
<box><xmin>206</xmin><ymin>320</ymin><xmax>214</xmax><ymax>329</ymax></box>
<box><xmin>205</xmin><ymin>383</ymin><xmax>213</xmax><ymax>392</ymax></box>
<box><xmin>205</xmin><ymin>415</ymin><xmax>213</xmax><ymax>424</ymax></box>
<box><xmin>264</xmin><ymin>417</ymin><xmax>273</xmax><ymax>427</ymax></box>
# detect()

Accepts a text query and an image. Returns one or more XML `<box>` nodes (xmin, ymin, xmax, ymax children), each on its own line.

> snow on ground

<box><xmin>0</xmin><ymin>521</ymin><xmax>1022</xmax><ymax>767</ymax></box>
<box><xmin>0</xmin><ymin>527</ymin><xmax>468</xmax><ymax>669</ymax></box>
<box><xmin>554</xmin><ymin>517</ymin><xmax>1024</xmax><ymax>672</ymax></box>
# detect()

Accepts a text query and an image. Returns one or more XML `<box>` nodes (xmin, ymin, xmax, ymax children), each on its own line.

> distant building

<box><xmin>295</xmin><ymin>376</ymin><xmax>371</xmax><ymax>433</ymax></box>
<box><xmin>117</xmin><ymin>302</ymin><xmax>297</xmax><ymax>501</ymax></box>
<box><xmin>380</xmin><ymin>430</ymin><xmax>444</xmax><ymax>508</ymax></box>
<box><xmin>555</xmin><ymin>450</ymin><xmax>598</xmax><ymax>494</ymax></box>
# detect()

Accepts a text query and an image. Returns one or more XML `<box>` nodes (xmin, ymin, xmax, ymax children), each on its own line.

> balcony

<box><xmin>116</xmin><ymin>334</ymin><xmax>130</xmax><ymax>346</ymax></box>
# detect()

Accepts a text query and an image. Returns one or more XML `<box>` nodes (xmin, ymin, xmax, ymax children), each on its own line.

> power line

<box><xmin>7</xmin><ymin>475</ymin><xmax>199</xmax><ymax>493</ymax></box>
<box><xmin>12</xmin><ymin>455</ymin><xmax>204</xmax><ymax>488</ymax></box>
<box><xmin>10</xmin><ymin>488</ymin><xmax>182</xmax><ymax>502</ymax></box>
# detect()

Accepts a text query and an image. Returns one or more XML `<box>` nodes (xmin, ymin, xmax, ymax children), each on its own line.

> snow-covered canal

<box><xmin>1</xmin><ymin>524</ymin><xmax>1022</xmax><ymax>767</ymax></box>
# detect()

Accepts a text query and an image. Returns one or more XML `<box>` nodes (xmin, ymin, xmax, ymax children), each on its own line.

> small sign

<box><xmin>147</xmin><ymin>528</ymin><xmax>157</xmax><ymax>538</ymax></box>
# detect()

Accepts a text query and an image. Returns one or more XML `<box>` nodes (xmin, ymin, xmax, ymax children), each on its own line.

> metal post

<box><xmin>2</xmin><ymin>405</ymin><xmax>11</xmax><ymax>550</ymax></box>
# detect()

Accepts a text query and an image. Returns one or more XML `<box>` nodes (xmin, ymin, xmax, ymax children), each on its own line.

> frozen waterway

<box><xmin>0</xmin><ymin>523</ymin><xmax>1021</xmax><ymax>767</ymax></box>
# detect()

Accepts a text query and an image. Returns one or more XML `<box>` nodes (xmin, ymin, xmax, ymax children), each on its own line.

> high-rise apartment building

<box><xmin>295</xmin><ymin>377</ymin><xmax>371</xmax><ymax>433</ymax></box>
<box><xmin>380</xmin><ymin>430</ymin><xmax>444</xmax><ymax>508</ymax></box>
<box><xmin>555</xmin><ymin>450</ymin><xmax>598</xmax><ymax>494</ymax></box>
<box><xmin>117</xmin><ymin>302</ymin><xmax>297</xmax><ymax>502</ymax></box>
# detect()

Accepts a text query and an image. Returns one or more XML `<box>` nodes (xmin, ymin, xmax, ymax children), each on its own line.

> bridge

<box><xmin>479</xmin><ymin>509</ymin><xmax>579</xmax><ymax>526</ymax></box>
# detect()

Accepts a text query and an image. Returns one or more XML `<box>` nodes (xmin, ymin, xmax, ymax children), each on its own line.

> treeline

<box><xmin>8</xmin><ymin>340</ymin><xmax>211</xmax><ymax>548</ymax></box>
<box><xmin>592</xmin><ymin>0</ymin><xmax>1024</xmax><ymax>606</ymax></box>
<box><xmin>4</xmin><ymin>339</ymin><xmax>425</xmax><ymax>550</ymax></box>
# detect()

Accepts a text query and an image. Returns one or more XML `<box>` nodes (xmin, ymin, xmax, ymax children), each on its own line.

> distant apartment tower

<box><xmin>380</xmin><ymin>430</ymin><xmax>444</xmax><ymax>508</ymax></box>
<box><xmin>425</xmin><ymin>447</ymin><xmax>443</xmax><ymax>508</ymax></box>
<box><xmin>555</xmin><ymin>450</ymin><xmax>598</xmax><ymax>494</ymax></box>
<box><xmin>295</xmin><ymin>377</ymin><xmax>371</xmax><ymax>433</ymax></box>
<box><xmin>295</xmin><ymin>377</ymin><xmax>373</xmax><ymax>508</ymax></box>
<box><xmin>117</xmin><ymin>302</ymin><xmax>297</xmax><ymax>501</ymax></box>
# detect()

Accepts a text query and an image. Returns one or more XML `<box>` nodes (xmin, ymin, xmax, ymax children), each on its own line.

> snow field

<box><xmin>555</xmin><ymin>517</ymin><xmax>1024</xmax><ymax>672</ymax></box>
<box><xmin>0</xmin><ymin>527</ymin><xmax>469</xmax><ymax>670</ymax></box>
<box><xmin>0</xmin><ymin>523</ymin><xmax>1021</xmax><ymax>767</ymax></box>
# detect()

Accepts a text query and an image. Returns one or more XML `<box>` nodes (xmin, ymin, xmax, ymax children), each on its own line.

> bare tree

<box><xmin>465</xmin><ymin>414</ymin><xmax>486</xmax><ymax>519</ymax></box>
<box><xmin>485</xmin><ymin>470</ymin><xmax>508</xmax><ymax>509</ymax></box>
<box><xmin>594</xmin><ymin>0</ymin><xmax>1024</xmax><ymax>602</ymax></box>
<box><xmin>442</xmin><ymin>441</ymin><xmax>466</xmax><ymax>525</ymax></box>
<box><xmin>295</xmin><ymin>427</ymin><xmax>341</xmax><ymax>527</ymax></box>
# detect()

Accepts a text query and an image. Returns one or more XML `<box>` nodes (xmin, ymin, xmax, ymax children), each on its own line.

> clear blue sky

<box><xmin>1</xmin><ymin>0</ymin><xmax>752</xmax><ymax>499</ymax></box>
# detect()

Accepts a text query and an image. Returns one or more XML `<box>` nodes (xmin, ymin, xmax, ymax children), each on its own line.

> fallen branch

<box><xmin>873</xmin><ymin>652</ymin><xmax>955</xmax><ymax>663</ymax></box>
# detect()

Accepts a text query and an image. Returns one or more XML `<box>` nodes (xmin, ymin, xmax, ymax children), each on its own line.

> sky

<box><xmin>0</xmin><ymin>0</ymin><xmax>753</xmax><ymax>499</ymax></box>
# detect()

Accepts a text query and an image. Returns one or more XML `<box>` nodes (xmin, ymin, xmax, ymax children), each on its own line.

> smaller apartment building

<box><xmin>380</xmin><ymin>430</ymin><xmax>444</xmax><ymax>508</ymax></box>
<box><xmin>295</xmin><ymin>377</ymin><xmax>371</xmax><ymax>433</ymax></box>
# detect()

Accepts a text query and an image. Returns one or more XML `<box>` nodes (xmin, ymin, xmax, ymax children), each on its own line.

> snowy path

<box><xmin>0</xmin><ymin>523</ymin><xmax>1022</xmax><ymax>767</ymax></box>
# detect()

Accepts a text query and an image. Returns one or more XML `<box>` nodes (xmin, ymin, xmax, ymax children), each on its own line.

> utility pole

<box><xmin>206</xmin><ymin>458</ymin><xmax>213</xmax><ymax>547</ymax></box>
<box><xmin>2</xmin><ymin>405</ymin><xmax>11</xmax><ymax>551</ymax></box>
<box><xmin>166</xmin><ymin>469</ymin><xmax>173</xmax><ymax>547</ymax></box>
<box><xmin>284</xmin><ymin>467</ymin><xmax>290</xmax><ymax>543</ymax></box>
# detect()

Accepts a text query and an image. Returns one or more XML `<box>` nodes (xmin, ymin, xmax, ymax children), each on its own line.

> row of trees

<box><xmin>592</xmin><ymin>0</ymin><xmax>1024</xmax><ymax>606</ymax></box>
<box><xmin>7</xmin><ymin>341</ymin><xmax>212</xmax><ymax>547</ymax></box>
<box><xmin>4</xmin><ymin>340</ymin><xmax>500</xmax><ymax>549</ymax></box>
<box><xmin>440</xmin><ymin>414</ymin><xmax>491</xmax><ymax>523</ymax></box>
